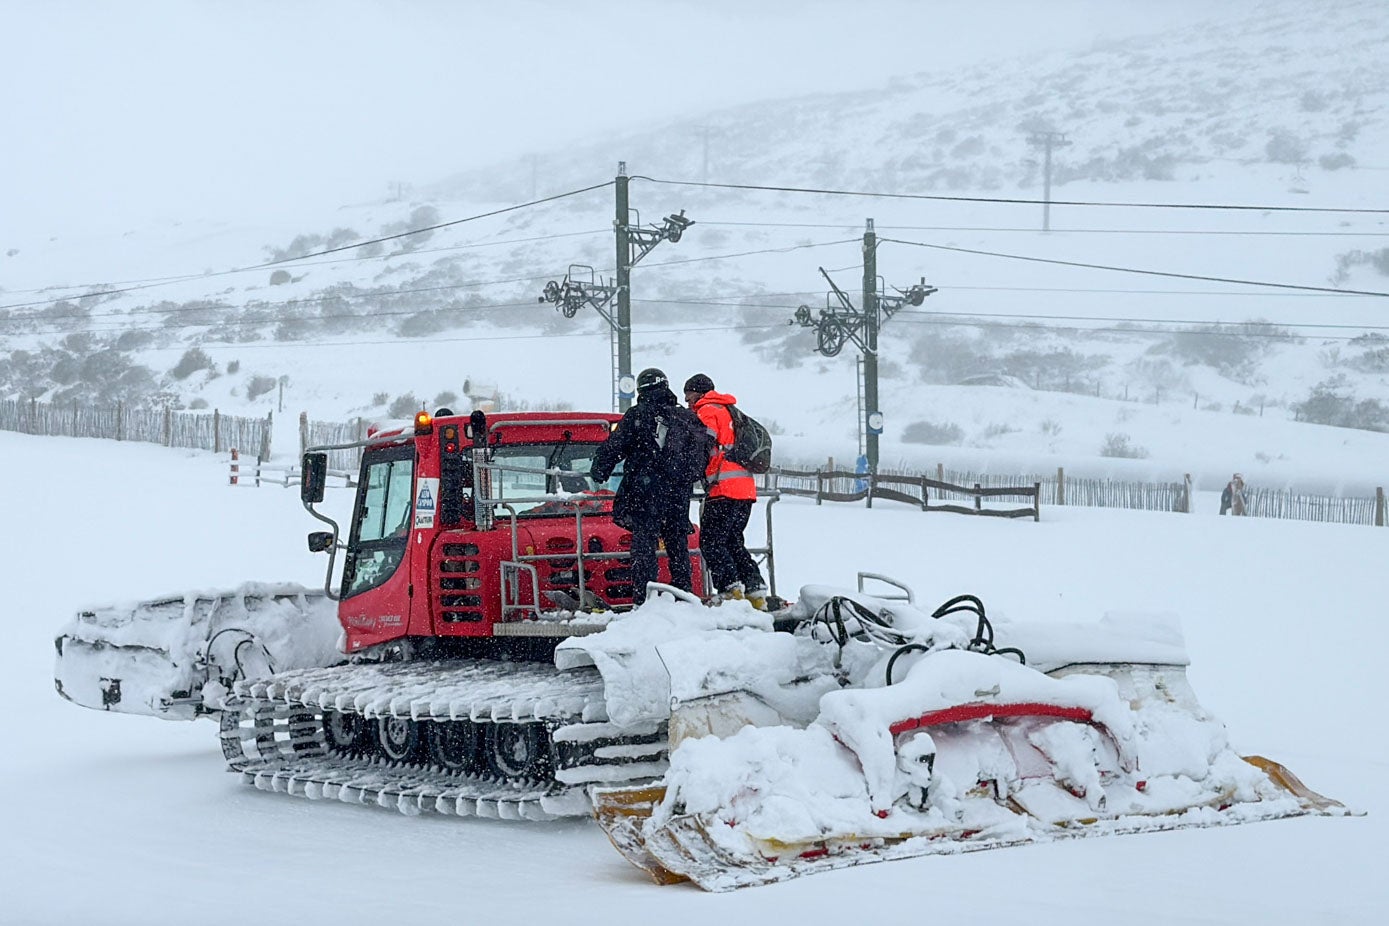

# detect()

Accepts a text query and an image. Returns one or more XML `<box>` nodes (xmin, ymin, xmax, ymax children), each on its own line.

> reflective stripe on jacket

<box><xmin>692</xmin><ymin>391</ymin><xmax>756</xmax><ymax>501</ymax></box>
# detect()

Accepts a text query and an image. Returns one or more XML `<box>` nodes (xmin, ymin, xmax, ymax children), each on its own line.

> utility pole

<box><xmin>1027</xmin><ymin>131</ymin><xmax>1071</xmax><ymax>232</ymax></box>
<box><xmin>793</xmin><ymin>218</ymin><xmax>936</xmax><ymax>473</ymax></box>
<box><xmin>862</xmin><ymin>220</ymin><xmax>881</xmax><ymax>471</ymax></box>
<box><xmin>615</xmin><ymin>167</ymin><xmax>633</xmax><ymax>411</ymax></box>
<box><xmin>541</xmin><ymin>162</ymin><xmax>693</xmax><ymax>411</ymax></box>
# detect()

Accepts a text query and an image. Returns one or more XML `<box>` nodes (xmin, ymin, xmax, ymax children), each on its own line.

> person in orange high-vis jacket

<box><xmin>683</xmin><ymin>373</ymin><xmax>767</xmax><ymax>609</ymax></box>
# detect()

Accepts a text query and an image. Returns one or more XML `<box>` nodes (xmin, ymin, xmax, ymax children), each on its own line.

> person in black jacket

<box><xmin>590</xmin><ymin>368</ymin><xmax>704</xmax><ymax>606</ymax></box>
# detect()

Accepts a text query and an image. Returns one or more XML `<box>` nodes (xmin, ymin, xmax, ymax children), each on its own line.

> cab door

<box><xmin>338</xmin><ymin>444</ymin><xmax>416</xmax><ymax>650</ymax></box>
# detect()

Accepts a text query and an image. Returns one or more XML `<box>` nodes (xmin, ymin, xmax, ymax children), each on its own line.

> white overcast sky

<box><xmin>3</xmin><ymin>0</ymin><xmax>1226</xmax><ymax>238</ymax></box>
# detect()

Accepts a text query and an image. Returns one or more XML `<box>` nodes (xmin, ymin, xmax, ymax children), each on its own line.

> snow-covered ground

<box><xmin>2</xmin><ymin>429</ymin><xmax>1383</xmax><ymax>923</ymax></box>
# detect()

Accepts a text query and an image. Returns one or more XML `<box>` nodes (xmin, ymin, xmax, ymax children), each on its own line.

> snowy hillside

<box><xmin>3</xmin><ymin>430</ymin><xmax>1383</xmax><ymax>923</ymax></box>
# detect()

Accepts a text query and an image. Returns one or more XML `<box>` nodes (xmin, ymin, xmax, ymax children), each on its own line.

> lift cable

<box><xmin>879</xmin><ymin>237</ymin><xmax>1389</xmax><ymax>298</ymax></box>
<box><xmin>632</xmin><ymin>174</ymin><xmax>1389</xmax><ymax>215</ymax></box>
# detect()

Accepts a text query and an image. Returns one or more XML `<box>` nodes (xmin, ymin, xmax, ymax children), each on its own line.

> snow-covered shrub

<box><xmin>245</xmin><ymin>375</ymin><xmax>277</xmax><ymax>401</ymax></box>
<box><xmin>1292</xmin><ymin>376</ymin><xmax>1389</xmax><ymax>432</ymax></box>
<box><xmin>372</xmin><ymin>391</ymin><xmax>390</xmax><ymax>406</ymax></box>
<box><xmin>982</xmin><ymin>422</ymin><xmax>1017</xmax><ymax>439</ymax></box>
<box><xmin>397</xmin><ymin>309</ymin><xmax>450</xmax><ymax>338</ymax></box>
<box><xmin>1157</xmin><ymin>322</ymin><xmax>1292</xmax><ymax>384</ymax></box>
<box><xmin>1038</xmin><ymin>419</ymin><xmax>1062</xmax><ymax>436</ymax></box>
<box><xmin>274</xmin><ymin>317</ymin><xmax>313</xmax><ymax>341</ymax></box>
<box><xmin>1265</xmin><ymin>129</ymin><xmax>1309</xmax><ymax>164</ymax></box>
<box><xmin>907</xmin><ymin>328</ymin><xmax>992</xmax><ymax>384</ymax></box>
<box><xmin>387</xmin><ymin>393</ymin><xmax>420</xmax><ymax>418</ymax></box>
<box><xmin>1332</xmin><ymin>248</ymin><xmax>1389</xmax><ymax>283</ymax></box>
<box><xmin>226</xmin><ymin>360</ymin><xmax>241</xmax><ymax>374</ymax></box>
<box><xmin>1349</xmin><ymin>348</ymin><xmax>1389</xmax><ymax>374</ymax></box>
<box><xmin>998</xmin><ymin>346</ymin><xmax>1109</xmax><ymax>392</ymax></box>
<box><xmin>1100</xmin><ymin>432</ymin><xmax>1148</xmax><ymax>459</ymax></box>
<box><xmin>115</xmin><ymin>329</ymin><xmax>153</xmax><ymax>351</ymax></box>
<box><xmin>903</xmin><ymin>420</ymin><xmax>964</xmax><ymax>445</ymax></box>
<box><xmin>170</xmin><ymin>348</ymin><xmax>213</xmax><ymax>380</ymax></box>
<box><xmin>433</xmin><ymin>390</ymin><xmax>459</xmax><ymax>410</ymax></box>
<box><xmin>1319</xmin><ymin>152</ymin><xmax>1356</xmax><ymax>171</ymax></box>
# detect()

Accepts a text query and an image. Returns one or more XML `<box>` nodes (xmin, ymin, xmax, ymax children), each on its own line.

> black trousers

<box><xmin>700</xmin><ymin>497</ymin><xmax>764</xmax><ymax>594</ymax></box>
<box><xmin>629</xmin><ymin>506</ymin><xmax>693</xmax><ymax>606</ymax></box>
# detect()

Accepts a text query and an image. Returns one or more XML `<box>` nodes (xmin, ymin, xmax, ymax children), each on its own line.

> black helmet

<box><xmin>637</xmin><ymin>368</ymin><xmax>668</xmax><ymax>395</ymax></box>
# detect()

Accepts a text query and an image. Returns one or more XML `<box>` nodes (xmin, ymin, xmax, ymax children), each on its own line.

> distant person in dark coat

<box><xmin>590</xmin><ymin>368</ymin><xmax>702</xmax><ymax>606</ymax></box>
<box><xmin>1220</xmin><ymin>473</ymin><xmax>1248</xmax><ymax>516</ymax></box>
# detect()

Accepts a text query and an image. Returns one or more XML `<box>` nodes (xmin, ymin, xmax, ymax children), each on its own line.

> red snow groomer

<box><xmin>54</xmin><ymin>407</ymin><xmax>1350</xmax><ymax>886</ymax></box>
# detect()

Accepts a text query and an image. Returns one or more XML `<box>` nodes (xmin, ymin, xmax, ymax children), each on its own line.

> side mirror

<box><xmin>307</xmin><ymin>531</ymin><xmax>334</xmax><ymax>553</ymax></box>
<box><xmin>301</xmin><ymin>452</ymin><xmax>328</xmax><ymax>504</ymax></box>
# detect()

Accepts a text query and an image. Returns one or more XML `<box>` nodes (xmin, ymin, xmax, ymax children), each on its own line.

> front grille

<box><xmin>438</xmin><ymin>543</ymin><xmax>484</xmax><ymax>623</ymax></box>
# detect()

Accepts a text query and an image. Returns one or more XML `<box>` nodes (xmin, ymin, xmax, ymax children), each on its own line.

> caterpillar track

<box><xmin>221</xmin><ymin>659</ymin><xmax>668</xmax><ymax>819</ymax></box>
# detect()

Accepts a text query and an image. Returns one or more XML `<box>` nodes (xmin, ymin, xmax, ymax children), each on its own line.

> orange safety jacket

<box><xmin>692</xmin><ymin>391</ymin><xmax>757</xmax><ymax>501</ymax></box>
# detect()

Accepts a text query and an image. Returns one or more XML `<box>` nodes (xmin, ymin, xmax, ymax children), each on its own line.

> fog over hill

<box><xmin>3</xmin><ymin>0</ymin><xmax>1387</xmax><ymax>489</ymax></box>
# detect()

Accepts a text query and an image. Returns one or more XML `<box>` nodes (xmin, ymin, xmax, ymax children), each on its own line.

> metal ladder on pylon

<box><xmin>610</xmin><ymin>327</ymin><xmax>622</xmax><ymax>413</ymax></box>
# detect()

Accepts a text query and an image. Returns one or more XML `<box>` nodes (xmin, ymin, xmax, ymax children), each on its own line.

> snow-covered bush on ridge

<box><xmin>387</xmin><ymin>393</ymin><xmax>421</xmax><ymax>418</ymax></box>
<box><xmin>1332</xmin><ymin>248</ymin><xmax>1389</xmax><ymax>283</ymax></box>
<box><xmin>1292</xmin><ymin>376</ymin><xmax>1389</xmax><ymax>432</ymax></box>
<box><xmin>245</xmin><ymin>375</ymin><xmax>277</xmax><ymax>401</ymax></box>
<box><xmin>903</xmin><ymin>420</ymin><xmax>964</xmax><ymax>445</ymax></box>
<box><xmin>170</xmin><ymin>347</ymin><xmax>214</xmax><ymax>380</ymax></box>
<box><xmin>1100</xmin><ymin>432</ymin><xmax>1148</xmax><ymax>459</ymax></box>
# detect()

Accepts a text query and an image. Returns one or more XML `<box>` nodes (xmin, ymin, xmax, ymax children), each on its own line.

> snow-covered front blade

<box><xmin>592</xmin><ymin>785</ymin><xmax>688</xmax><ymax>884</ymax></box>
<box><xmin>598</xmin><ymin>652</ymin><xmax>1356</xmax><ymax>891</ymax></box>
<box><xmin>53</xmin><ymin>584</ymin><xmax>341</xmax><ymax>719</ymax></box>
<box><xmin>616</xmin><ymin>750</ymin><xmax>1350</xmax><ymax>892</ymax></box>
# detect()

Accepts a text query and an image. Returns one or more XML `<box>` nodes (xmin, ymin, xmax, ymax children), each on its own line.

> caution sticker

<box><xmin>414</xmin><ymin>477</ymin><xmax>439</xmax><ymax>529</ymax></box>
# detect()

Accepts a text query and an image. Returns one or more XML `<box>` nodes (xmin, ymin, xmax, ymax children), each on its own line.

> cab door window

<box><xmin>343</xmin><ymin>449</ymin><xmax>414</xmax><ymax>598</ymax></box>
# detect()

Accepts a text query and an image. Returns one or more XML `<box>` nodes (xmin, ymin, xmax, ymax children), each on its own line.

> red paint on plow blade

<box><xmin>888</xmin><ymin>702</ymin><xmax>1095</xmax><ymax>737</ymax></box>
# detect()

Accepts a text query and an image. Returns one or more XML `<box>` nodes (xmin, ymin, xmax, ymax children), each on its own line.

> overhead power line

<box><xmin>2</xmin><ymin>236</ymin><xmax>855</xmax><ymax>332</ymax></box>
<box><xmin>634</xmin><ymin>175</ymin><xmax>1389</xmax><ymax>215</ymax></box>
<box><xmin>880</xmin><ymin>237</ymin><xmax>1389</xmax><ymax>298</ymax></box>
<box><xmin>0</xmin><ymin>229</ymin><xmax>610</xmax><ymax>300</ymax></box>
<box><xmin>252</xmin><ymin>181</ymin><xmax>616</xmax><ymax>268</ymax></box>
<box><xmin>699</xmin><ymin>220</ymin><xmax>1389</xmax><ymax>237</ymax></box>
<box><xmin>0</xmin><ymin>182</ymin><xmax>614</xmax><ymax>312</ymax></box>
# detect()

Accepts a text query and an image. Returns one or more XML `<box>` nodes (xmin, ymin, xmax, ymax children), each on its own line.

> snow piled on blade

<box><xmin>816</xmin><ymin>649</ymin><xmax>1138</xmax><ymax>812</ymax></box>
<box><xmin>554</xmin><ymin>593</ymin><xmax>774</xmax><ymax>727</ymax></box>
<box><xmin>53</xmin><ymin>583</ymin><xmax>342</xmax><ymax>718</ymax></box>
<box><xmin>583</xmin><ymin>582</ymin><xmax>1341</xmax><ymax>887</ymax></box>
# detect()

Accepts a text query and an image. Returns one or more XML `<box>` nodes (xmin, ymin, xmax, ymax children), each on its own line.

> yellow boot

<box><xmin>746</xmin><ymin>587</ymin><xmax>769</xmax><ymax>611</ymax></box>
<box><xmin>707</xmin><ymin>583</ymin><xmax>745</xmax><ymax>606</ymax></box>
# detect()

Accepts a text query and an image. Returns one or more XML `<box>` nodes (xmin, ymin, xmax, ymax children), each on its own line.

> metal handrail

<box><xmin>486</xmin><ymin>417</ymin><xmax>615</xmax><ymax>433</ymax></box>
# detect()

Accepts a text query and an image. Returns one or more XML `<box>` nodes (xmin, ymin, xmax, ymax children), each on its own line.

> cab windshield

<box><xmin>490</xmin><ymin>442</ymin><xmax>619</xmax><ymax>514</ymax></box>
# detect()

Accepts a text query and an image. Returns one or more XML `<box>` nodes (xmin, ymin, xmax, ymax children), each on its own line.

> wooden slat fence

<box><xmin>775</xmin><ymin>461</ymin><xmax>1386</xmax><ymax>527</ymax></box>
<box><xmin>300</xmin><ymin>413</ymin><xmax>368</xmax><ymax>474</ymax></box>
<box><xmin>1244</xmin><ymin>486</ymin><xmax>1382</xmax><ymax>526</ymax></box>
<box><xmin>1</xmin><ymin>398</ymin><xmax>271</xmax><ymax>457</ymax></box>
<box><xmin>766</xmin><ymin>468</ymin><xmax>1041</xmax><ymax>520</ymax></box>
